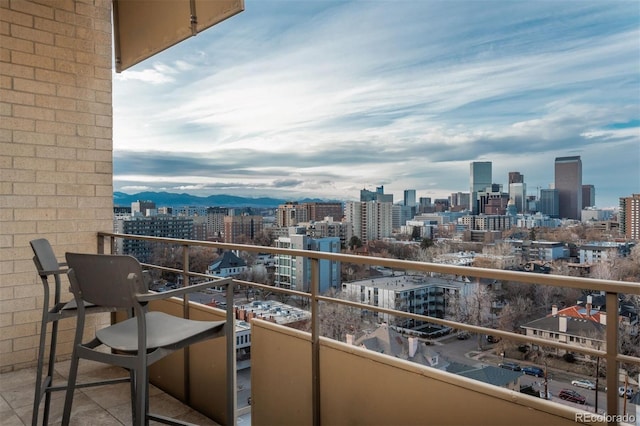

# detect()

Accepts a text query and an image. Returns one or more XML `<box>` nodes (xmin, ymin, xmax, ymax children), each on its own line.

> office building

<box><xmin>206</xmin><ymin>207</ymin><xmax>229</xmax><ymax>240</ymax></box>
<box><xmin>619</xmin><ymin>194</ymin><xmax>640</xmax><ymax>240</ymax></box>
<box><xmin>582</xmin><ymin>185</ymin><xmax>595</xmax><ymax>209</ymax></box>
<box><xmin>508</xmin><ymin>172</ymin><xmax>524</xmax><ymax>185</ymax></box>
<box><xmin>403</xmin><ymin>189</ymin><xmax>417</xmax><ymax>207</ymax></box>
<box><xmin>470</xmin><ymin>162</ymin><xmax>492</xmax><ymax>214</ymax></box>
<box><xmin>508</xmin><ymin>173</ymin><xmax>526</xmax><ymax>214</ymax></box>
<box><xmin>360</xmin><ymin>186</ymin><xmax>393</xmax><ymax>203</ymax></box>
<box><xmin>539</xmin><ymin>189</ymin><xmax>560</xmax><ymax>218</ymax></box>
<box><xmin>554</xmin><ymin>156</ymin><xmax>582</xmax><ymax>220</ymax></box>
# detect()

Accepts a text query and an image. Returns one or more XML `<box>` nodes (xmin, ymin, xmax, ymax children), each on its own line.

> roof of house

<box><xmin>553</xmin><ymin>305</ymin><xmax>602</xmax><ymax>322</ymax></box>
<box><xmin>354</xmin><ymin>324</ymin><xmax>448</xmax><ymax>369</ymax></box>
<box><xmin>457</xmin><ymin>366</ymin><xmax>523</xmax><ymax>387</ymax></box>
<box><xmin>521</xmin><ymin>315</ymin><xmax>605</xmax><ymax>340</ymax></box>
<box><xmin>210</xmin><ymin>251</ymin><xmax>246</xmax><ymax>271</ymax></box>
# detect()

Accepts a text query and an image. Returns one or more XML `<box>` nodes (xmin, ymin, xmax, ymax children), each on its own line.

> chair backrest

<box><xmin>65</xmin><ymin>253</ymin><xmax>148</xmax><ymax>308</ymax></box>
<box><xmin>30</xmin><ymin>238</ymin><xmax>60</xmax><ymax>274</ymax></box>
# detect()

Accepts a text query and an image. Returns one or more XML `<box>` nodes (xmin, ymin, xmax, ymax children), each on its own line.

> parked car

<box><xmin>618</xmin><ymin>387</ymin><xmax>634</xmax><ymax>399</ymax></box>
<box><xmin>456</xmin><ymin>331</ymin><xmax>471</xmax><ymax>340</ymax></box>
<box><xmin>559</xmin><ymin>389</ymin><xmax>586</xmax><ymax>404</ymax></box>
<box><xmin>522</xmin><ymin>366</ymin><xmax>545</xmax><ymax>377</ymax></box>
<box><xmin>571</xmin><ymin>379</ymin><xmax>596</xmax><ymax>390</ymax></box>
<box><xmin>498</xmin><ymin>362</ymin><xmax>521</xmax><ymax>371</ymax></box>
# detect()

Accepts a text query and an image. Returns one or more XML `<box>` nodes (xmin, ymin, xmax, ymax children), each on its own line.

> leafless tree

<box><xmin>447</xmin><ymin>280</ymin><xmax>495</xmax><ymax>349</ymax></box>
<box><xmin>302</xmin><ymin>288</ymin><xmax>369</xmax><ymax>342</ymax></box>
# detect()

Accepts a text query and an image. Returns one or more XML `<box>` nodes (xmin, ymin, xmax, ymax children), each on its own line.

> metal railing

<box><xmin>98</xmin><ymin>232</ymin><xmax>640</xmax><ymax>425</ymax></box>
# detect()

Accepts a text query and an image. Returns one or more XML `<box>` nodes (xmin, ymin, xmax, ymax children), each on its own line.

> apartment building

<box><xmin>223</xmin><ymin>214</ymin><xmax>263</xmax><ymax>243</ymax></box>
<box><xmin>619</xmin><ymin>194</ymin><xmax>640</xmax><ymax>240</ymax></box>
<box><xmin>345</xmin><ymin>200</ymin><xmax>393</xmax><ymax>243</ymax></box>
<box><xmin>274</xmin><ymin>234</ymin><xmax>341</xmax><ymax>293</ymax></box>
<box><xmin>114</xmin><ymin>215</ymin><xmax>194</xmax><ymax>262</ymax></box>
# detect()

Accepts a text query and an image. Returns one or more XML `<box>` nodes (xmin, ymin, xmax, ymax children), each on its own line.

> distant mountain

<box><xmin>113</xmin><ymin>191</ymin><xmax>342</xmax><ymax>209</ymax></box>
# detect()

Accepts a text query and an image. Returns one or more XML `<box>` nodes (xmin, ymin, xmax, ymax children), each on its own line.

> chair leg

<box><xmin>42</xmin><ymin>318</ymin><xmax>59</xmax><ymax>425</ymax></box>
<box><xmin>133</xmin><ymin>363</ymin><xmax>148</xmax><ymax>426</ymax></box>
<box><xmin>61</xmin><ymin>349</ymin><xmax>80</xmax><ymax>425</ymax></box>
<box><xmin>31</xmin><ymin>314</ymin><xmax>49</xmax><ymax>426</ymax></box>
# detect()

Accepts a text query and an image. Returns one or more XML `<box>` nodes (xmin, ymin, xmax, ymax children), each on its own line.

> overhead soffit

<box><xmin>113</xmin><ymin>0</ymin><xmax>245</xmax><ymax>73</ymax></box>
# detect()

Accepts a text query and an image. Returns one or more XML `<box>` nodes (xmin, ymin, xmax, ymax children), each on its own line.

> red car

<box><xmin>559</xmin><ymin>389</ymin><xmax>586</xmax><ymax>404</ymax></box>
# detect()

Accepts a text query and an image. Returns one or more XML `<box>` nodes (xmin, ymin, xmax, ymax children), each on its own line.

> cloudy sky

<box><xmin>113</xmin><ymin>0</ymin><xmax>639</xmax><ymax>208</ymax></box>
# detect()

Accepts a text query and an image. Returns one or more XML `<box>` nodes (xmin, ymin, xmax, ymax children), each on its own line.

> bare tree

<box><xmin>447</xmin><ymin>280</ymin><xmax>495</xmax><ymax>349</ymax></box>
<box><xmin>303</xmin><ymin>288</ymin><xmax>369</xmax><ymax>342</ymax></box>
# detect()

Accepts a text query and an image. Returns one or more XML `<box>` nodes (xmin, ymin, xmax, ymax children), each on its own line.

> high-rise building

<box><xmin>403</xmin><ymin>189</ymin><xmax>417</xmax><ymax>207</ymax></box>
<box><xmin>509</xmin><ymin>182</ymin><xmax>527</xmax><ymax>214</ymax></box>
<box><xmin>619</xmin><ymin>194</ymin><xmax>640</xmax><ymax>240</ymax></box>
<box><xmin>346</xmin><ymin>201</ymin><xmax>393</xmax><ymax>243</ymax></box>
<box><xmin>360</xmin><ymin>186</ymin><xmax>393</xmax><ymax>203</ymax></box>
<box><xmin>582</xmin><ymin>185</ymin><xmax>596</xmax><ymax>209</ymax></box>
<box><xmin>555</xmin><ymin>156</ymin><xmax>582</xmax><ymax>220</ymax></box>
<box><xmin>206</xmin><ymin>207</ymin><xmax>229</xmax><ymax>239</ymax></box>
<box><xmin>539</xmin><ymin>189</ymin><xmax>560</xmax><ymax>218</ymax></box>
<box><xmin>304</xmin><ymin>202</ymin><xmax>343</xmax><ymax>222</ymax></box>
<box><xmin>276</xmin><ymin>202</ymin><xmax>308</xmax><ymax>227</ymax></box>
<box><xmin>223</xmin><ymin>214</ymin><xmax>263</xmax><ymax>243</ymax></box>
<box><xmin>508</xmin><ymin>172</ymin><xmax>524</xmax><ymax>184</ymax></box>
<box><xmin>131</xmin><ymin>200</ymin><xmax>156</xmax><ymax>217</ymax></box>
<box><xmin>470</xmin><ymin>162</ymin><xmax>492</xmax><ymax>214</ymax></box>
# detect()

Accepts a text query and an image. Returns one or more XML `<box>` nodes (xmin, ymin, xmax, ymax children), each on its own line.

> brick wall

<box><xmin>0</xmin><ymin>0</ymin><xmax>113</xmax><ymax>372</ymax></box>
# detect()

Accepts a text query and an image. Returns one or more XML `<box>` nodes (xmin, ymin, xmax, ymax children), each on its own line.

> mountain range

<box><xmin>113</xmin><ymin>191</ymin><xmax>341</xmax><ymax>209</ymax></box>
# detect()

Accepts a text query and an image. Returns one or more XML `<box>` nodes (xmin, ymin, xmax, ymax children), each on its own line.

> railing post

<box><xmin>310</xmin><ymin>258</ymin><xmax>320</xmax><ymax>426</ymax></box>
<box><xmin>182</xmin><ymin>245</ymin><xmax>191</xmax><ymax>405</ymax></box>
<box><xmin>605</xmin><ymin>291</ymin><xmax>618</xmax><ymax>423</ymax></box>
<box><xmin>226</xmin><ymin>279</ymin><xmax>237</xmax><ymax>426</ymax></box>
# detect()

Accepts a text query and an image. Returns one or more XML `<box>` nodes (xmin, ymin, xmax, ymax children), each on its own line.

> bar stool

<box><xmin>29</xmin><ymin>239</ymin><xmax>127</xmax><ymax>425</ymax></box>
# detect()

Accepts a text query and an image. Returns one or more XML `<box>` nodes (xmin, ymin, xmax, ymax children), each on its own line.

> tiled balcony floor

<box><xmin>0</xmin><ymin>359</ymin><xmax>220</xmax><ymax>426</ymax></box>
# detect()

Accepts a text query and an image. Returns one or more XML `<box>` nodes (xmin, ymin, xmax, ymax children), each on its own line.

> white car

<box><xmin>571</xmin><ymin>379</ymin><xmax>596</xmax><ymax>390</ymax></box>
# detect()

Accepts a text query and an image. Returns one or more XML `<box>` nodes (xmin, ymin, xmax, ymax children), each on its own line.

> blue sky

<box><xmin>113</xmin><ymin>0</ymin><xmax>640</xmax><ymax>208</ymax></box>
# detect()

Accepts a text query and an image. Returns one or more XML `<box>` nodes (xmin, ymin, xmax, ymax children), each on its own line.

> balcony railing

<box><xmin>97</xmin><ymin>232</ymin><xmax>640</xmax><ymax>425</ymax></box>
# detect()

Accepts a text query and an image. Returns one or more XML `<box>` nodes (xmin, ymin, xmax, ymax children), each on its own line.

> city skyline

<box><xmin>113</xmin><ymin>0</ymin><xmax>639</xmax><ymax>208</ymax></box>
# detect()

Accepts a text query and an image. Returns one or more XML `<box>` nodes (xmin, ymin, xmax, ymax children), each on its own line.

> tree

<box><xmin>420</xmin><ymin>238</ymin><xmax>434</xmax><ymax>250</ymax></box>
<box><xmin>447</xmin><ymin>280</ymin><xmax>495</xmax><ymax>350</ymax></box>
<box><xmin>304</xmin><ymin>288</ymin><xmax>368</xmax><ymax>341</ymax></box>
<box><xmin>348</xmin><ymin>236</ymin><xmax>363</xmax><ymax>251</ymax></box>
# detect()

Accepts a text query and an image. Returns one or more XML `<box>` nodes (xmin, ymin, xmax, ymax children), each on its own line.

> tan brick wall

<box><xmin>0</xmin><ymin>0</ymin><xmax>113</xmax><ymax>373</ymax></box>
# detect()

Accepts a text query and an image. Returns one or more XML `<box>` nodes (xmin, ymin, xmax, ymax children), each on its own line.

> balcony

<box><xmin>4</xmin><ymin>232</ymin><xmax>639</xmax><ymax>425</ymax></box>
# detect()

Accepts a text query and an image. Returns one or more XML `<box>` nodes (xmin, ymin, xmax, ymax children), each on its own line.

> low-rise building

<box><xmin>208</xmin><ymin>251</ymin><xmax>247</xmax><ymax>277</ymax></box>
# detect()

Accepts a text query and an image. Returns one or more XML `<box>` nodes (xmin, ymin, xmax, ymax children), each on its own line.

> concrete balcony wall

<box><xmin>251</xmin><ymin>319</ymin><xmax>590</xmax><ymax>426</ymax></box>
<box><xmin>1</xmin><ymin>0</ymin><xmax>114</xmax><ymax>373</ymax></box>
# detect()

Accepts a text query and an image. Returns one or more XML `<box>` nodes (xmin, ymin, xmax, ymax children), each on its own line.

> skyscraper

<box><xmin>508</xmin><ymin>172</ymin><xmax>526</xmax><ymax>213</ymax></box>
<box><xmin>554</xmin><ymin>156</ymin><xmax>582</xmax><ymax>220</ymax></box>
<box><xmin>470</xmin><ymin>162</ymin><xmax>492</xmax><ymax>214</ymax></box>
<box><xmin>403</xmin><ymin>189</ymin><xmax>417</xmax><ymax>207</ymax></box>
<box><xmin>539</xmin><ymin>189</ymin><xmax>559</xmax><ymax>218</ymax></box>
<box><xmin>582</xmin><ymin>185</ymin><xmax>595</xmax><ymax>209</ymax></box>
<box><xmin>508</xmin><ymin>172</ymin><xmax>523</xmax><ymax>184</ymax></box>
